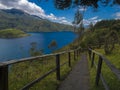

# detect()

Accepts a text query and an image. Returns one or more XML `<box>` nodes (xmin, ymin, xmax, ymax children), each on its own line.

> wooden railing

<box><xmin>88</xmin><ymin>48</ymin><xmax>120</xmax><ymax>90</ymax></box>
<box><xmin>0</xmin><ymin>48</ymin><xmax>81</xmax><ymax>90</ymax></box>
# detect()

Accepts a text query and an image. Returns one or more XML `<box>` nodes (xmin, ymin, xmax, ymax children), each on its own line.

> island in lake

<box><xmin>0</xmin><ymin>29</ymin><xmax>29</xmax><ymax>38</ymax></box>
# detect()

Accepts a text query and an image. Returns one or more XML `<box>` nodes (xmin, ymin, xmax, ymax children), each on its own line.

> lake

<box><xmin>0</xmin><ymin>32</ymin><xmax>77</xmax><ymax>62</ymax></box>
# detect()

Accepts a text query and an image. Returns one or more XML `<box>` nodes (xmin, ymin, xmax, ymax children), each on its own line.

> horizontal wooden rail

<box><xmin>0</xmin><ymin>47</ymin><xmax>81</xmax><ymax>90</ymax></box>
<box><xmin>0</xmin><ymin>48</ymin><xmax>80</xmax><ymax>67</ymax></box>
<box><xmin>22</xmin><ymin>67</ymin><xmax>57</xmax><ymax>90</ymax></box>
<box><xmin>102</xmin><ymin>56</ymin><xmax>120</xmax><ymax>80</ymax></box>
<box><xmin>88</xmin><ymin>48</ymin><xmax>120</xmax><ymax>90</ymax></box>
<box><xmin>89</xmin><ymin>49</ymin><xmax>120</xmax><ymax>80</ymax></box>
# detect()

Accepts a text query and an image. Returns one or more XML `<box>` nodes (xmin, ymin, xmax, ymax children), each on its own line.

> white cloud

<box><xmin>46</xmin><ymin>13</ymin><xmax>57</xmax><ymax>20</ymax></box>
<box><xmin>90</xmin><ymin>16</ymin><xmax>98</xmax><ymax>20</ymax></box>
<box><xmin>114</xmin><ymin>12</ymin><xmax>120</xmax><ymax>19</ymax></box>
<box><xmin>78</xmin><ymin>6</ymin><xmax>87</xmax><ymax>12</ymax></box>
<box><xmin>60</xmin><ymin>19</ymin><xmax>72</xmax><ymax>25</ymax></box>
<box><xmin>0</xmin><ymin>3</ymin><xmax>11</xmax><ymax>9</ymax></box>
<box><xmin>0</xmin><ymin>0</ymin><xmax>71</xmax><ymax>25</ymax></box>
<box><xmin>83</xmin><ymin>16</ymin><xmax>101</xmax><ymax>26</ymax></box>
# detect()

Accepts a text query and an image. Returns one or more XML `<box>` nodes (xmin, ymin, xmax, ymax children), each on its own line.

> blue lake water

<box><xmin>0</xmin><ymin>32</ymin><xmax>77</xmax><ymax>62</ymax></box>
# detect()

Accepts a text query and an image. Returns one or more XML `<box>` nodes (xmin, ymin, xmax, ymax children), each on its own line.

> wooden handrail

<box><xmin>88</xmin><ymin>48</ymin><xmax>120</xmax><ymax>90</ymax></box>
<box><xmin>89</xmin><ymin>48</ymin><xmax>120</xmax><ymax>80</ymax></box>
<box><xmin>0</xmin><ymin>47</ymin><xmax>81</xmax><ymax>90</ymax></box>
<box><xmin>0</xmin><ymin>48</ymin><xmax>81</xmax><ymax>67</ymax></box>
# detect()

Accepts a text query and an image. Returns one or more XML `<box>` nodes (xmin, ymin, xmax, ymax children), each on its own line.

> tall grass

<box><xmin>8</xmin><ymin>51</ymin><xmax>79</xmax><ymax>90</ymax></box>
<box><xmin>89</xmin><ymin>45</ymin><xmax>120</xmax><ymax>90</ymax></box>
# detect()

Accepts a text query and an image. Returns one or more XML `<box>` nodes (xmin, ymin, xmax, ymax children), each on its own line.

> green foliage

<box><xmin>80</xmin><ymin>31</ymin><xmax>99</xmax><ymax>48</ymax></box>
<box><xmin>94</xmin><ymin>19</ymin><xmax>120</xmax><ymax>31</ymax></box>
<box><xmin>48</xmin><ymin>40</ymin><xmax>57</xmax><ymax>50</ymax></box>
<box><xmin>54</xmin><ymin>0</ymin><xmax>120</xmax><ymax>9</ymax></box>
<box><xmin>73</xmin><ymin>9</ymin><xmax>84</xmax><ymax>34</ymax></box>
<box><xmin>80</xmin><ymin>19</ymin><xmax>120</xmax><ymax>54</ymax></box>
<box><xmin>89</xmin><ymin>22</ymin><xmax>94</xmax><ymax>32</ymax></box>
<box><xmin>0</xmin><ymin>28</ymin><xmax>29</xmax><ymax>38</ymax></box>
<box><xmin>30</xmin><ymin>42</ymin><xmax>43</xmax><ymax>56</ymax></box>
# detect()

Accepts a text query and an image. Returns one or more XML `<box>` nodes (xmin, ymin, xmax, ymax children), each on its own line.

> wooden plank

<box><xmin>0</xmin><ymin>47</ymin><xmax>81</xmax><ymax>90</ymax></box>
<box><xmin>56</xmin><ymin>54</ymin><xmax>60</xmax><ymax>80</ymax></box>
<box><xmin>100</xmin><ymin>74</ymin><xmax>109</xmax><ymax>90</ymax></box>
<box><xmin>21</xmin><ymin>59</ymin><xmax>68</xmax><ymax>90</ymax></box>
<box><xmin>88</xmin><ymin>49</ymin><xmax>92</xmax><ymax>60</ymax></box>
<box><xmin>95</xmin><ymin>56</ymin><xmax>103</xmax><ymax>86</ymax></box>
<box><xmin>89</xmin><ymin>48</ymin><xmax>120</xmax><ymax>90</ymax></box>
<box><xmin>21</xmin><ymin>68</ymin><xmax>57</xmax><ymax>90</ymax></box>
<box><xmin>0</xmin><ymin>50</ymin><xmax>75</xmax><ymax>67</ymax></box>
<box><xmin>0</xmin><ymin>65</ymin><xmax>8</xmax><ymax>90</ymax></box>
<box><xmin>0</xmin><ymin>62</ymin><xmax>6</xmax><ymax>66</ymax></box>
<box><xmin>102</xmin><ymin>56</ymin><xmax>120</xmax><ymax>80</ymax></box>
<box><xmin>89</xmin><ymin>48</ymin><xmax>120</xmax><ymax>80</ymax></box>
<box><xmin>91</xmin><ymin>53</ymin><xmax>95</xmax><ymax>68</ymax></box>
<box><xmin>68</xmin><ymin>52</ymin><xmax>71</xmax><ymax>67</ymax></box>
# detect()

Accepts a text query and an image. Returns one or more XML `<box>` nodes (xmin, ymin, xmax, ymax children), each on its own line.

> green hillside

<box><xmin>94</xmin><ymin>19</ymin><xmax>120</xmax><ymax>30</ymax></box>
<box><xmin>0</xmin><ymin>29</ymin><xmax>29</xmax><ymax>38</ymax></box>
<box><xmin>0</xmin><ymin>9</ymin><xmax>73</xmax><ymax>32</ymax></box>
<box><xmin>79</xmin><ymin>19</ymin><xmax>120</xmax><ymax>54</ymax></box>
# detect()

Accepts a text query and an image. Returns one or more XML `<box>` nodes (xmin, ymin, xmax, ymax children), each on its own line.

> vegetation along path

<box><xmin>58</xmin><ymin>53</ymin><xmax>90</xmax><ymax>90</ymax></box>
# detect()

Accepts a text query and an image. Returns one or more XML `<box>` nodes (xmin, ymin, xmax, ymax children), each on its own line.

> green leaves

<box><xmin>54</xmin><ymin>0</ymin><xmax>120</xmax><ymax>9</ymax></box>
<box><xmin>0</xmin><ymin>29</ymin><xmax>28</xmax><ymax>38</ymax></box>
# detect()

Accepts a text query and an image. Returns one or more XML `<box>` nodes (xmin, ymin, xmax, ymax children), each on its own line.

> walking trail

<box><xmin>58</xmin><ymin>53</ymin><xmax>90</xmax><ymax>90</ymax></box>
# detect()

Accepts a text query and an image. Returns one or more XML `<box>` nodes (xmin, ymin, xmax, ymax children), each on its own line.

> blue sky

<box><xmin>0</xmin><ymin>0</ymin><xmax>120</xmax><ymax>26</ymax></box>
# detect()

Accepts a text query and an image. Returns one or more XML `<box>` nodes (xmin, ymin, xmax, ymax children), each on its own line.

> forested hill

<box><xmin>79</xmin><ymin>19</ymin><xmax>120</xmax><ymax>50</ymax></box>
<box><xmin>0</xmin><ymin>9</ymin><xmax>73</xmax><ymax>32</ymax></box>
<box><xmin>94</xmin><ymin>19</ymin><xmax>120</xmax><ymax>30</ymax></box>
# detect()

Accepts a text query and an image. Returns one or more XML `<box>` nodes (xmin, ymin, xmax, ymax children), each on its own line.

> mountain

<box><xmin>0</xmin><ymin>9</ymin><xmax>73</xmax><ymax>32</ymax></box>
<box><xmin>1</xmin><ymin>9</ymin><xmax>25</xmax><ymax>15</ymax></box>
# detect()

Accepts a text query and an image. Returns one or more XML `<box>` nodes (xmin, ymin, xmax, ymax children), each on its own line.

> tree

<box><xmin>30</xmin><ymin>42</ymin><xmax>43</xmax><ymax>56</ymax></box>
<box><xmin>89</xmin><ymin>22</ymin><xmax>94</xmax><ymax>32</ymax></box>
<box><xmin>48</xmin><ymin>40</ymin><xmax>57</xmax><ymax>51</ymax></box>
<box><xmin>104</xmin><ymin>29</ymin><xmax>119</xmax><ymax>54</ymax></box>
<box><xmin>73</xmin><ymin>9</ymin><xmax>84</xmax><ymax>32</ymax></box>
<box><xmin>72</xmin><ymin>8</ymin><xmax>85</xmax><ymax>47</ymax></box>
<box><xmin>54</xmin><ymin>0</ymin><xmax>120</xmax><ymax>9</ymax></box>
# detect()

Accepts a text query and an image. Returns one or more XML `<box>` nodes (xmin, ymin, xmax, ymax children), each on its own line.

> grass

<box><xmin>88</xmin><ymin>54</ymin><xmax>105</xmax><ymax>90</ymax></box>
<box><xmin>89</xmin><ymin>45</ymin><xmax>120</xmax><ymax>90</ymax></box>
<box><xmin>0</xmin><ymin>28</ymin><xmax>29</xmax><ymax>38</ymax></box>
<box><xmin>8</xmin><ymin>47</ymin><xmax>80</xmax><ymax>90</ymax></box>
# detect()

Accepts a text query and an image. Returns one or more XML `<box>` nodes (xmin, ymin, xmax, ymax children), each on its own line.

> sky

<box><xmin>0</xmin><ymin>0</ymin><xmax>120</xmax><ymax>26</ymax></box>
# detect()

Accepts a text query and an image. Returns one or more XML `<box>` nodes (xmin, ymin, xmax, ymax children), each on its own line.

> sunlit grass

<box><xmin>89</xmin><ymin>45</ymin><xmax>120</xmax><ymax>90</ymax></box>
<box><xmin>8</xmin><ymin>50</ymin><xmax>80</xmax><ymax>90</ymax></box>
<box><xmin>88</xmin><ymin>54</ymin><xmax>104</xmax><ymax>90</ymax></box>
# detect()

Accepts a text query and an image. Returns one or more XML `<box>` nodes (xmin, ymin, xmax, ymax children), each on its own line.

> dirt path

<box><xmin>58</xmin><ymin>53</ymin><xmax>90</xmax><ymax>90</ymax></box>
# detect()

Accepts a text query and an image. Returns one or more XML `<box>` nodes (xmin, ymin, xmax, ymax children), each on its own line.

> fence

<box><xmin>88</xmin><ymin>48</ymin><xmax>120</xmax><ymax>90</ymax></box>
<box><xmin>0</xmin><ymin>48</ymin><xmax>81</xmax><ymax>90</ymax></box>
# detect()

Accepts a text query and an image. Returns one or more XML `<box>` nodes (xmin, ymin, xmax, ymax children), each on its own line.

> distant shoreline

<box><xmin>26</xmin><ymin>30</ymin><xmax>74</xmax><ymax>33</ymax></box>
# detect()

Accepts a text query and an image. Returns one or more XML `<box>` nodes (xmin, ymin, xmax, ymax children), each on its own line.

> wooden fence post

<box><xmin>0</xmin><ymin>65</ymin><xmax>8</xmax><ymax>90</ymax></box>
<box><xmin>56</xmin><ymin>54</ymin><xmax>60</xmax><ymax>80</ymax></box>
<box><xmin>76</xmin><ymin>50</ymin><xmax>78</xmax><ymax>60</ymax></box>
<box><xmin>88</xmin><ymin>49</ymin><xmax>92</xmax><ymax>60</ymax></box>
<box><xmin>77</xmin><ymin>50</ymin><xmax>79</xmax><ymax>59</ymax></box>
<box><xmin>95</xmin><ymin>56</ymin><xmax>103</xmax><ymax>86</ymax></box>
<box><xmin>78</xmin><ymin>49</ymin><xmax>80</xmax><ymax>55</ymax></box>
<box><xmin>91</xmin><ymin>53</ymin><xmax>95</xmax><ymax>68</ymax></box>
<box><xmin>74</xmin><ymin>50</ymin><xmax>76</xmax><ymax>61</ymax></box>
<box><xmin>68</xmin><ymin>52</ymin><xmax>71</xmax><ymax>67</ymax></box>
